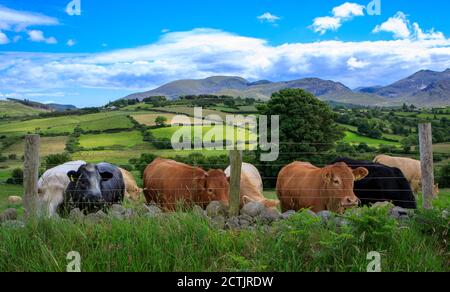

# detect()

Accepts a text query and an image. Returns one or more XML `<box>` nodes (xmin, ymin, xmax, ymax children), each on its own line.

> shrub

<box><xmin>44</xmin><ymin>153</ymin><xmax>72</xmax><ymax>171</ymax></box>
<box><xmin>7</xmin><ymin>168</ymin><xmax>23</xmax><ymax>185</ymax></box>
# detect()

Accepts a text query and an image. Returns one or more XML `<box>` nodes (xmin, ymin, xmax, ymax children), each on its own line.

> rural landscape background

<box><xmin>0</xmin><ymin>0</ymin><xmax>449</xmax><ymax>272</ymax></box>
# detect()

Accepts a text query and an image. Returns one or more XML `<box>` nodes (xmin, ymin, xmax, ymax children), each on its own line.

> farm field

<box><xmin>154</xmin><ymin>106</ymin><xmax>230</xmax><ymax>120</ymax></box>
<box><xmin>0</xmin><ymin>101</ymin><xmax>49</xmax><ymax>118</ymax></box>
<box><xmin>79</xmin><ymin>131</ymin><xmax>144</xmax><ymax>149</ymax></box>
<box><xmin>131</xmin><ymin>112</ymin><xmax>205</xmax><ymax>126</ymax></box>
<box><xmin>0</xmin><ymin>111</ymin><xmax>137</xmax><ymax>136</ymax></box>
<box><xmin>3</xmin><ymin>136</ymin><xmax>68</xmax><ymax>157</ymax></box>
<box><xmin>342</xmin><ymin>131</ymin><xmax>401</xmax><ymax>147</ymax></box>
<box><xmin>150</xmin><ymin>125</ymin><xmax>257</xmax><ymax>145</ymax></box>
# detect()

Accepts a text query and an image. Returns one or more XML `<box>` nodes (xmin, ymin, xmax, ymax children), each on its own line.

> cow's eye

<box><xmin>334</xmin><ymin>180</ymin><xmax>340</xmax><ymax>184</ymax></box>
<box><xmin>208</xmin><ymin>188</ymin><xmax>213</xmax><ymax>193</ymax></box>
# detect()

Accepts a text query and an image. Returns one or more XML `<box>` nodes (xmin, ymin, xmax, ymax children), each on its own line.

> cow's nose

<box><xmin>343</xmin><ymin>196</ymin><xmax>359</xmax><ymax>206</ymax></box>
<box><xmin>85</xmin><ymin>193</ymin><xmax>102</xmax><ymax>202</ymax></box>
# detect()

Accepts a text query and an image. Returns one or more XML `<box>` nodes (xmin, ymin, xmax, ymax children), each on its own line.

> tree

<box><xmin>155</xmin><ymin>116</ymin><xmax>168</xmax><ymax>127</ymax></box>
<box><xmin>258</xmin><ymin>89</ymin><xmax>344</xmax><ymax>163</ymax></box>
<box><xmin>7</xmin><ymin>168</ymin><xmax>23</xmax><ymax>185</ymax></box>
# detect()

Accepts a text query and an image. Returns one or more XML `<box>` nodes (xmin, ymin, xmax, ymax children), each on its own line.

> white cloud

<box><xmin>347</xmin><ymin>57</ymin><xmax>369</xmax><ymax>70</ymax></box>
<box><xmin>373</xmin><ymin>12</ymin><xmax>411</xmax><ymax>39</ymax></box>
<box><xmin>257</xmin><ymin>12</ymin><xmax>280</xmax><ymax>23</ymax></box>
<box><xmin>0</xmin><ymin>28</ymin><xmax>449</xmax><ymax>95</ymax></box>
<box><xmin>161</xmin><ymin>28</ymin><xmax>170</xmax><ymax>33</ymax></box>
<box><xmin>66</xmin><ymin>39</ymin><xmax>76</xmax><ymax>47</ymax></box>
<box><xmin>373</xmin><ymin>12</ymin><xmax>446</xmax><ymax>42</ymax></box>
<box><xmin>0</xmin><ymin>5</ymin><xmax>58</xmax><ymax>31</ymax></box>
<box><xmin>332</xmin><ymin>2</ymin><xmax>365</xmax><ymax>19</ymax></box>
<box><xmin>311</xmin><ymin>17</ymin><xmax>342</xmax><ymax>35</ymax></box>
<box><xmin>310</xmin><ymin>2</ymin><xmax>365</xmax><ymax>35</ymax></box>
<box><xmin>27</xmin><ymin>30</ymin><xmax>57</xmax><ymax>44</ymax></box>
<box><xmin>13</xmin><ymin>35</ymin><xmax>21</xmax><ymax>43</ymax></box>
<box><xmin>0</xmin><ymin>31</ymin><xmax>9</xmax><ymax>44</ymax></box>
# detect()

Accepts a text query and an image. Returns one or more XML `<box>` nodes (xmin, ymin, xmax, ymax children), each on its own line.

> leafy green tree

<box><xmin>155</xmin><ymin>116</ymin><xmax>168</xmax><ymax>127</ymax></box>
<box><xmin>258</xmin><ymin>89</ymin><xmax>344</xmax><ymax>163</ymax></box>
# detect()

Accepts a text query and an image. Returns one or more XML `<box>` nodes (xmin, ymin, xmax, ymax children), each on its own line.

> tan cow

<box><xmin>374</xmin><ymin>155</ymin><xmax>440</xmax><ymax>197</ymax></box>
<box><xmin>277</xmin><ymin>162</ymin><xmax>369</xmax><ymax>213</ymax></box>
<box><xmin>143</xmin><ymin>158</ymin><xmax>229</xmax><ymax>211</ymax></box>
<box><xmin>118</xmin><ymin>168</ymin><xmax>142</xmax><ymax>201</ymax></box>
<box><xmin>225</xmin><ymin>163</ymin><xmax>279</xmax><ymax>209</ymax></box>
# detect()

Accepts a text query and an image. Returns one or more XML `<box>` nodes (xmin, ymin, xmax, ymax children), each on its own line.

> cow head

<box><xmin>322</xmin><ymin>162</ymin><xmax>369</xmax><ymax>212</ymax></box>
<box><xmin>66</xmin><ymin>164</ymin><xmax>114</xmax><ymax>210</ymax></box>
<box><xmin>195</xmin><ymin>169</ymin><xmax>229</xmax><ymax>206</ymax></box>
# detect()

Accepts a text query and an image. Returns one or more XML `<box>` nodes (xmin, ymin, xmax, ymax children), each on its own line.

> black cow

<box><xmin>63</xmin><ymin>162</ymin><xmax>125</xmax><ymax>213</ymax></box>
<box><xmin>332</xmin><ymin>158</ymin><xmax>417</xmax><ymax>209</ymax></box>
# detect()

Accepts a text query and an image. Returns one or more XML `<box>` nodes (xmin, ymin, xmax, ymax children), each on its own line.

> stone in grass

<box><xmin>372</xmin><ymin>201</ymin><xmax>395</xmax><ymax>210</ymax></box>
<box><xmin>317</xmin><ymin>211</ymin><xmax>333</xmax><ymax>223</ymax></box>
<box><xmin>69</xmin><ymin>208</ymin><xmax>85</xmax><ymax>222</ymax></box>
<box><xmin>111</xmin><ymin>204</ymin><xmax>126</xmax><ymax>215</ymax></box>
<box><xmin>281</xmin><ymin>210</ymin><xmax>296</xmax><ymax>220</ymax></box>
<box><xmin>85</xmin><ymin>211</ymin><xmax>108</xmax><ymax>224</ymax></box>
<box><xmin>192</xmin><ymin>205</ymin><xmax>207</xmax><ymax>217</ymax></box>
<box><xmin>241</xmin><ymin>201</ymin><xmax>265</xmax><ymax>218</ymax></box>
<box><xmin>210</xmin><ymin>215</ymin><xmax>226</xmax><ymax>229</ymax></box>
<box><xmin>389</xmin><ymin>206</ymin><xmax>409</xmax><ymax>220</ymax></box>
<box><xmin>303</xmin><ymin>209</ymin><xmax>317</xmax><ymax>218</ymax></box>
<box><xmin>144</xmin><ymin>205</ymin><xmax>163</xmax><ymax>218</ymax></box>
<box><xmin>109</xmin><ymin>210</ymin><xmax>125</xmax><ymax>221</ymax></box>
<box><xmin>0</xmin><ymin>208</ymin><xmax>18</xmax><ymax>223</ymax></box>
<box><xmin>258</xmin><ymin>208</ymin><xmax>282</xmax><ymax>224</ymax></box>
<box><xmin>206</xmin><ymin>201</ymin><xmax>228</xmax><ymax>218</ymax></box>
<box><xmin>442</xmin><ymin>209</ymin><xmax>449</xmax><ymax>219</ymax></box>
<box><xmin>226</xmin><ymin>217</ymin><xmax>241</xmax><ymax>230</ymax></box>
<box><xmin>1</xmin><ymin>220</ymin><xmax>25</xmax><ymax>229</ymax></box>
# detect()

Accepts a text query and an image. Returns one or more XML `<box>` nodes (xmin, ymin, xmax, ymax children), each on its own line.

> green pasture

<box><xmin>0</xmin><ymin>111</ymin><xmax>135</xmax><ymax>136</ymax></box>
<box><xmin>79</xmin><ymin>131</ymin><xmax>144</xmax><ymax>149</ymax></box>
<box><xmin>3</xmin><ymin>136</ymin><xmax>68</xmax><ymax>157</ymax></box>
<box><xmin>0</xmin><ymin>101</ymin><xmax>49</xmax><ymax>118</ymax></box>
<box><xmin>342</xmin><ymin>131</ymin><xmax>401</xmax><ymax>147</ymax></box>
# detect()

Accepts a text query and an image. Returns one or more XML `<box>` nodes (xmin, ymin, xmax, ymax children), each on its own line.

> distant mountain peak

<box><xmin>121</xmin><ymin>70</ymin><xmax>450</xmax><ymax>107</ymax></box>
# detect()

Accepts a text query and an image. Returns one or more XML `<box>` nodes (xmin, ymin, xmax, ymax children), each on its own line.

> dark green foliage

<box><xmin>44</xmin><ymin>153</ymin><xmax>72</xmax><ymax>171</ymax></box>
<box><xmin>438</xmin><ymin>164</ymin><xmax>450</xmax><ymax>188</ymax></box>
<box><xmin>7</xmin><ymin>168</ymin><xmax>23</xmax><ymax>185</ymax></box>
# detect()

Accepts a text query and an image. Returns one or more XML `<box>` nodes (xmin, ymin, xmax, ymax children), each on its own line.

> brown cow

<box><xmin>276</xmin><ymin>162</ymin><xmax>369</xmax><ymax>213</ymax></box>
<box><xmin>118</xmin><ymin>168</ymin><xmax>142</xmax><ymax>201</ymax></box>
<box><xmin>143</xmin><ymin>158</ymin><xmax>229</xmax><ymax>211</ymax></box>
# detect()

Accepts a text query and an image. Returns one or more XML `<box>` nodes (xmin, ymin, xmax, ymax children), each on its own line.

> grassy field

<box><xmin>342</xmin><ymin>131</ymin><xmax>401</xmax><ymax>147</ymax></box>
<box><xmin>0</xmin><ymin>206</ymin><xmax>447</xmax><ymax>272</ymax></box>
<box><xmin>433</xmin><ymin>143</ymin><xmax>450</xmax><ymax>154</ymax></box>
<box><xmin>3</xmin><ymin>136</ymin><xmax>68</xmax><ymax>157</ymax></box>
<box><xmin>154</xmin><ymin>106</ymin><xmax>230</xmax><ymax>120</ymax></box>
<box><xmin>79</xmin><ymin>131</ymin><xmax>144</xmax><ymax>149</ymax></box>
<box><xmin>150</xmin><ymin>125</ymin><xmax>257</xmax><ymax>144</ymax></box>
<box><xmin>0</xmin><ymin>111</ymin><xmax>135</xmax><ymax>136</ymax></box>
<box><xmin>0</xmin><ymin>101</ymin><xmax>49</xmax><ymax>118</ymax></box>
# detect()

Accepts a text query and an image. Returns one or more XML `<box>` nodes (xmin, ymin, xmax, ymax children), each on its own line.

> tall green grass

<box><xmin>0</xmin><ymin>207</ymin><xmax>448</xmax><ymax>272</ymax></box>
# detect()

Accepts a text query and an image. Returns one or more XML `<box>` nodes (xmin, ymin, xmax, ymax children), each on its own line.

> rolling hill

<box><xmin>0</xmin><ymin>100</ymin><xmax>51</xmax><ymax>118</ymax></box>
<box><xmin>122</xmin><ymin>69</ymin><xmax>450</xmax><ymax>107</ymax></box>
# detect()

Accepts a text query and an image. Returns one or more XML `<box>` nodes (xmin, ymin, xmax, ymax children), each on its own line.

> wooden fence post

<box><xmin>419</xmin><ymin>123</ymin><xmax>434</xmax><ymax>210</ymax></box>
<box><xmin>23</xmin><ymin>134</ymin><xmax>40</xmax><ymax>220</ymax></box>
<box><xmin>229</xmin><ymin>150</ymin><xmax>242</xmax><ymax>216</ymax></box>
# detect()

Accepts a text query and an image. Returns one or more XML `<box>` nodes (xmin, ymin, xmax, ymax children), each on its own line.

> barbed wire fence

<box><xmin>0</xmin><ymin>122</ymin><xmax>446</xmax><ymax>218</ymax></box>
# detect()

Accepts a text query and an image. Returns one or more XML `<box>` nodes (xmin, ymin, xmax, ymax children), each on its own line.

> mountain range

<box><xmin>123</xmin><ymin>69</ymin><xmax>450</xmax><ymax>107</ymax></box>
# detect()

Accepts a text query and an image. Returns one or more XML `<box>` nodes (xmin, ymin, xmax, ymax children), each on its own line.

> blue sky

<box><xmin>0</xmin><ymin>0</ymin><xmax>449</xmax><ymax>107</ymax></box>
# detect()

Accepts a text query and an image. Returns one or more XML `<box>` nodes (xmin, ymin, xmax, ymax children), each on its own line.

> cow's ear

<box><xmin>323</xmin><ymin>169</ymin><xmax>332</xmax><ymax>184</ymax></box>
<box><xmin>100</xmin><ymin>171</ymin><xmax>113</xmax><ymax>181</ymax></box>
<box><xmin>194</xmin><ymin>174</ymin><xmax>207</xmax><ymax>189</ymax></box>
<box><xmin>353</xmin><ymin>167</ymin><xmax>369</xmax><ymax>181</ymax></box>
<box><xmin>242</xmin><ymin>195</ymin><xmax>252</xmax><ymax>205</ymax></box>
<box><xmin>67</xmin><ymin>171</ymin><xmax>79</xmax><ymax>182</ymax></box>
